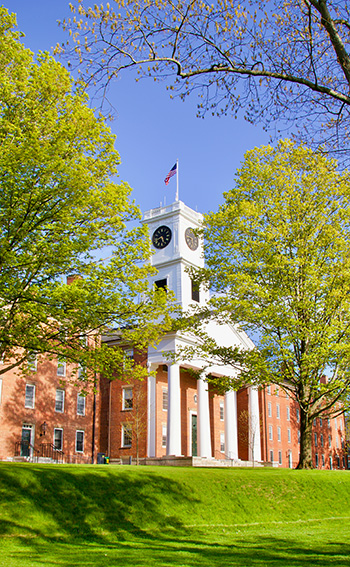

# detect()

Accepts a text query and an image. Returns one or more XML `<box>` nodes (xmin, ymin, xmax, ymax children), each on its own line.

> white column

<box><xmin>197</xmin><ymin>375</ymin><xmax>212</xmax><ymax>458</ymax></box>
<box><xmin>147</xmin><ymin>363</ymin><xmax>157</xmax><ymax>458</ymax></box>
<box><xmin>166</xmin><ymin>363</ymin><xmax>182</xmax><ymax>456</ymax></box>
<box><xmin>225</xmin><ymin>390</ymin><xmax>238</xmax><ymax>460</ymax></box>
<box><xmin>249</xmin><ymin>386</ymin><xmax>262</xmax><ymax>462</ymax></box>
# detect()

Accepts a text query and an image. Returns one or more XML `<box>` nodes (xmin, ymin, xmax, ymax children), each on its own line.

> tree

<box><xmin>238</xmin><ymin>409</ymin><xmax>260</xmax><ymax>467</ymax></box>
<box><xmin>179</xmin><ymin>140</ymin><xmax>350</xmax><ymax>469</ymax></box>
<box><xmin>61</xmin><ymin>0</ymin><xmax>350</xmax><ymax>157</ymax></box>
<box><xmin>0</xmin><ymin>8</ymin><xmax>172</xmax><ymax>382</ymax></box>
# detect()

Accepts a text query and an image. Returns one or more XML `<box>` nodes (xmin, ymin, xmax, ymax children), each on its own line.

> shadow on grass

<box><xmin>0</xmin><ymin>464</ymin><xmax>197</xmax><ymax>543</ymax></box>
<box><xmin>4</xmin><ymin>532</ymin><xmax>350</xmax><ymax>567</ymax></box>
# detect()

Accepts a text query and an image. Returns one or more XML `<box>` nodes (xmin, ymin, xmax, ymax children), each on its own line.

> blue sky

<box><xmin>9</xmin><ymin>0</ymin><xmax>270</xmax><ymax>216</ymax></box>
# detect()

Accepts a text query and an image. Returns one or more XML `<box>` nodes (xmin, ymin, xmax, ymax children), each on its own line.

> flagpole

<box><xmin>175</xmin><ymin>158</ymin><xmax>179</xmax><ymax>202</ymax></box>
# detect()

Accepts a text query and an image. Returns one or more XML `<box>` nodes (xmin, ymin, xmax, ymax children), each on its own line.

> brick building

<box><xmin>0</xmin><ymin>353</ymin><xmax>98</xmax><ymax>463</ymax></box>
<box><xmin>0</xmin><ymin>199</ymin><xmax>347</xmax><ymax>468</ymax></box>
<box><xmin>98</xmin><ymin>201</ymin><xmax>347</xmax><ymax>469</ymax></box>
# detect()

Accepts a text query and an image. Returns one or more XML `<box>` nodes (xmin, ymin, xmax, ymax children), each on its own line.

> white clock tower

<box><xmin>142</xmin><ymin>200</ymin><xmax>209</xmax><ymax>309</ymax></box>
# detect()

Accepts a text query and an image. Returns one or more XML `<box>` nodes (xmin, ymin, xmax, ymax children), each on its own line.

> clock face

<box><xmin>152</xmin><ymin>225</ymin><xmax>172</xmax><ymax>249</ymax></box>
<box><xmin>185</xmin><ymin>227</ymin><xmax>199</xmax><ymax>251</ymax></box>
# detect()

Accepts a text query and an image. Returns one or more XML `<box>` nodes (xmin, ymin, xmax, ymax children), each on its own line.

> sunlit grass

<box><xmin>1</xmin><ymin>464</ymin><xmax>350</xmax><ymax>566</ymax></box>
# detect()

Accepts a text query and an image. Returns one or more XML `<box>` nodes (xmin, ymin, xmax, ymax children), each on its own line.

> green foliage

<box><xmin>1</xmin><ymin>464</ymin><xmax>350</xmax><ymax>566</ymax></box>
<box><xmin>196</xmin><ymin>140</ymin><xmax>350</xmax><ymax>467</ymax></box>
<box><xmin>0</xmin><ymin>8</ymin><xmax>172</xmax><ymax>381</ymax></box>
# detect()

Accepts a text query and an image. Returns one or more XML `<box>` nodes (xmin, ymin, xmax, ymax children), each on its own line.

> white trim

<box><xmin>75</xmin><ymin>430</ymin><xmax>85</xmax><ymax>453</ymax></box>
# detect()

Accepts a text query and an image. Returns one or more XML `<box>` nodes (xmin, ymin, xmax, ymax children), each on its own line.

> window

<box><xmin>78</xmin><ymin>364</ymin><xmax>86</xmax><ymax>380</ymax></box>
<box><xmin>278</xmin><ymin>450</ymin><xmax>282</xmax><ymax>465</ymax></box>
<box><xmin>296</xmin><ymin>408</ymin><xmax>300</xmax><ymax>423</ymax></box>
<box><xmin>314</xmin><ymin>432</ymin><xmax>317</xmax><ymax>446</ymax></box>
<box><xmin>268</xmin><ymin>402</ymin><xmax>272</xmax><ymax>418</ymax></box>
<box><xmin>267</xmin><ymin>385</ymin><xmax>271</xmax><ymax>395</ymax></box>
<box><xmin>77</xmin><ymin>394</ymin><xmax>86</xmax><ymax>416</ymax></box>
<box><xmin>328</xmin><ymin>418</ymin><xmax>331</xmax><ymax>428</ymax></box>
<box><xmin>320</xmin><ymin>434</ymin><xmax>324</xmax><ymax>447</ymax></box>
<box><xmin>162</xmin><ymin>389</ymin><xmax>168</xmax><ymax>411</ymax></box>
<box><xmin>288</xmin><ymin>428</ymin><xmax>291</xmax><ymax>443</ymax></box>
<box><xmin>277</xmin><ymin>426</ymin><xmax>281</xmax><ymax>442</ymax></box>
<box><xmin>27</xmin><ymin>354</ymin><xmax>37</xmax><ymax>372</ymax></box>
<box><xmin>57</xmin><ymin>361</ymin><xmax>66</xmax><ymax>377</ymax></box>
<box><xmin>75</xmin><ymin>430</ymin><xmax>84</xmax><ymax>452</ymax></box>
<box><xmin>329</xmin><ymin>456</ymin><xmax>333</xmax><ymax>470</ymax></box>
<box><xmin>270</xmin><ymin>450</ymin><xmax>274</xmax><ymax>462</ymax></box>
<box><xmin>122</xmin><ymin>387</ymin><xmax>133</xmax><ymax>410</ymax></box>
<box><xmin>315</xmin><ymin>453</ymin><xmax>319</xmax><ymax>468</ymax></box>
<box><xmin>269</xmin><ymin>425</ymin><xmax>273</xmax><ymax>441</ymax></box>
<box><xmin>340</xmin><ymin>419</ymin><xmax>343</xmax><ymax>431</ymax></box>
<box><xmin>219</xmin><ymin>401</ymin><xmax>224</xmax><ymax>421</ymax></box>
<box><xmin>55</xmin><ymin>389</ymin><xmax>65</xmax><ymax>413</ymax></box>
<box><xmin>220</xmin><ymin>432</ymin><xmax>225</xmax><ymax>453</ymax></box>
<box><xmin>286</xmin><ymin>407</ymin><xmax>290</xmax><ymax>421</ymax></box>
<box><xmin>288</xmin><ymin>451</ymin><xmax>292</xmax><ymax>468</ymax></box>
<box><xmin>322</xmin><ymin>454</ymin><xmax>325</xmax><ymax>467</ymax></box>
<box><xmin>313</xmin><ymin>419</ymin><xmax>316</xmax><ymax>426</ymax></box>
<box><xmin>191</xmin><ymin>279</ymin><xmax>200</xmax><ymax>302</ymax></box>
<box><xmin>54</xmin><ymin>428</ymin><xmax>63</xmax><ymax>451</ymax></box>
<box><xmin>162</xmin><ymin>424</ymin><xmax>167</xmax><ymax>448</ymax></box>
<box><xmin>122</xmin><ymin>424</ymin><xmax>132</xmax><ymax>447</ymax></box>
<box><xmin>276</xmin><ymin>404</ymin><xmax>280</xmax><ymax>419</ymax></box>
<box><xmin>319</xmin><ymin>417</ymin><xmax>323</xmax><ymax>427</ymax></box>
<box><xmin>25</xmin><ymin>384</ymin><xmax>35</xmax><ymax>409</ymax></box>
<box><xmin>155</xmin><ymin>278</ymin><xmax>167</xmax><ymax>292</ymax></box>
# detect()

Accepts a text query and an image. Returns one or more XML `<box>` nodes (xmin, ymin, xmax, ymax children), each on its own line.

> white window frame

<box><xmin>276</xmin><ymin>404</ymin><xmax>280</xmax><ymax>419</ymax></box>
<box><xmin>75</xmin><ymin>430</ymin><xmax>84</xmax><ymax>453</ymax></box>
<box><xmin>286</xmin><ymin>406</ymin><xmax>290</xmax><ymax>421</ymax></box>
<box><xmin>220</xmin><ymin>432</ymin><xmax>225</xmax><ymax>453</ymax></box>
<box><xmin>267</xmin><ymin>385</ymin><xmax>271</xmax><ymax>395</ymax></box>
<box><xmin>55</xmin><ymin>389</ymin><xmax>65</xmax><ymax>413</ymax></box>
<box><xmin>122</xmin><ymin>423</ymin><xmax>132</xmax><ymax>447</ymax></box>
<box><xmin>288</xmin><ymin>428</ymin><xmax>291</xmax><ymax>443</ymax></box>
<box><xmin>296</xmin><ymin>408</ymin><xmax>300</xmax><ymax>423</ymax></box>
<box><xmin>270</xmin><ymin>450</ymin><xmax>274</xmax><ymax>462</ymax></box>
<box><xmin>53</xmin><ymin>428</ymin><xmax>63</xmax><ymax>451</ymax></box>
<box><xmin>77</xmin><ymin>393</ymin><xmax>86</xmax><ymax>416</ymax></box>
<box><xmin>57</xmin><ymin>360</ymin><xmax>66</xmax><ymax>377</ymax></box>
<box><xmin>278</xmin><ymin>450</ymin><xmax>282</xmax><ymax>465</ymax></box>
<box><xmin>269</xmin><ymin>425</ymin><xmax>273</xmax><ymax>441</ymax></box>
<box><xmin>25</xmin><ymin>384</ymin><xmax>35</xmax><ymax>409</ymax></box>
<box><xmin>162</xmin><ymin>388</ymin><xmax>168</xmax><ymax>411</ymax></box>
<box><xmin>277</xmin><ymin>426</ymin><xmax>281</xmax><ymax>442</ymax></box>
<box><xmin>219</xmin><ymin>401</ymin><xmax>224</xmax><ymax>421</ymax></box>
<box><xmin>162</xmin><ymin>424</ymin><xmax>167</xmax><ymax>448</ymax></box>
<box><xmin>27</xmin><ymin>354</ymin><xmax>37</xmax><ymax>372</ymax></box>
<box><xmin>122</xmin><ymin>387</ymin><xmax>133</xmax><ymax>410</ymax></box>
<box><xmin>268</xmin><ymin>402</ymin><xmax>272</xmax><ymax>418</ymax></box>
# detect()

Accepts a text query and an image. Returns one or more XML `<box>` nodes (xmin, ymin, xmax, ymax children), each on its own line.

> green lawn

<box><xmin>1</xmin><ymin>463</ymin><xmax>350</xmax><ymax>566</ymax></box>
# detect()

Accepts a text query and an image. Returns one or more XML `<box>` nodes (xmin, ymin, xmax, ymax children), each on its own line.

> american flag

<box><xmin>164</xmin><ymin>163</ymin><xmax>177</xmax><ymax>185</ymax></box>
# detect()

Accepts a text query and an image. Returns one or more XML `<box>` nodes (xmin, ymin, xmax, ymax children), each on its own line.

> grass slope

<box><xmin>0</xmin><ymin>463</ymin><xmax>350</xmax><ymax>566</ymax></box>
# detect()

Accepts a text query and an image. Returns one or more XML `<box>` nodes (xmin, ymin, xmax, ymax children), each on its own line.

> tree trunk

<box><xmin>296</xmin><ymin>407</ymin><xmax>313</xmax><ymax>469</ymax></box>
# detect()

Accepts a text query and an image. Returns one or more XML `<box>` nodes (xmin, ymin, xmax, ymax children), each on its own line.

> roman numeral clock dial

<box><xmin>152</xmin><ymin>225</ymin><xmax>172</xmax><ymax>249</ymax></box>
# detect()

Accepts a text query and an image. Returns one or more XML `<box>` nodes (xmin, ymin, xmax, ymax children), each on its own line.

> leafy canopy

<box><xmin>0</xmin><ymin>7</ymin><xmax>172</xmax><ymax>381</ymax></box>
